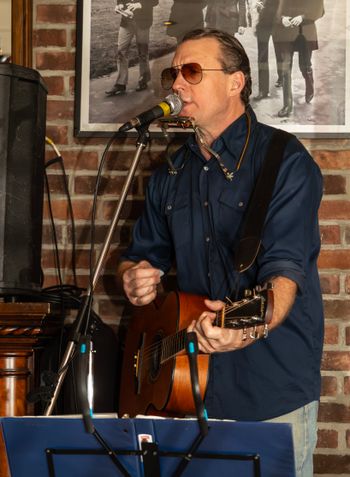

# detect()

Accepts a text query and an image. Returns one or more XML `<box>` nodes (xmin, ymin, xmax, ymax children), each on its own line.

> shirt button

<box><xmin>166</xmin><ymin>204</ymin><xmax>172</xmax><ymax>210</ymax></box>
<box><xmin>238</xmin><ymin>201</ymin><xmax>244</xmax><ymax>207</ymax></box>
<box><xmin>203</xmin><ymin>166</ymin><xmax>209</xmax><ymax>171</ymax></box>
<box><xmin>208</xmin><ymin>272</ymin><xmax>211</xmax><ymax>277</ymax></box>
<box><xmin>204</xmin><ymin>201</ymin><xmax>208</xmax><ymax>207</ymax></box>
<box><xmin>205</xmin><ymin>236</ymin><xmax>210</xmax><ymax>242</ymax></box>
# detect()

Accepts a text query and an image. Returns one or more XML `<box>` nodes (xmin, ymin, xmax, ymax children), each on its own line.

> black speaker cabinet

<box><xmin>0</xmin><ymin>64</ymin><xmax>47</xmax><ymax>297</ymax></box>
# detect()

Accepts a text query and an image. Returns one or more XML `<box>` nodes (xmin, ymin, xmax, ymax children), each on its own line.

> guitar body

<box><xmin>119</xmin><ymin>292</ymin><xmax>210</xmax><ymax>418</ymax></box>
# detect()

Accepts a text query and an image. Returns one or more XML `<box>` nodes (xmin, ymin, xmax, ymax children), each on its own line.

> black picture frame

<box><xmin>74</xmin><ymin>0</ymin><xmax>349</xmax><ymax>138</ymax></box>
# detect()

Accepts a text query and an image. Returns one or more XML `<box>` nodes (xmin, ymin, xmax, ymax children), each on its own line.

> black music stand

<box><xmin>1</xmin><ymin>416</ymin><xmax>295</xmax><ymax>477</ymax></box>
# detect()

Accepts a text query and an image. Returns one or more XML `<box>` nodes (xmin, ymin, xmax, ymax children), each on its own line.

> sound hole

<box><xmin>149</xmin><ymin>332</ymin><xmax>163</xmax><ymax>382</ymax></box>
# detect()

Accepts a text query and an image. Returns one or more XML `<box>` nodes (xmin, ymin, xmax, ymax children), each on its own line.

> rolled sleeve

<box><xmin>258</xmin><ymin>259</ymin><xmax>305</xmax><ymax>291</ymax></box>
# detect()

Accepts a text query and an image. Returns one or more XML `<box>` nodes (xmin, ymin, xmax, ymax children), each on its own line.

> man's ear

<box><xmin>229</xmin><ymin>71</ymin><xmax>245</xmax><ymax>97</ymax></box>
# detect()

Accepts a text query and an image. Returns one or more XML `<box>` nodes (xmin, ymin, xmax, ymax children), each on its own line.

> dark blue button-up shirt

<box><xmin>122</xmin><ymin>106</ymin><xmax>324</xmax><ymax>420</ymax></box>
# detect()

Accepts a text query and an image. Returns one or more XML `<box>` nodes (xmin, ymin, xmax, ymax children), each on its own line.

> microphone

<box><xmin>118</xmin><ymin>93</ymin><xmax>183</xmax><ymax>132</ymax></box>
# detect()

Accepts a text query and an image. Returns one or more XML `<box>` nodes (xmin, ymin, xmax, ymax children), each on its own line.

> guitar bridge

<box><xmin>134</xmin><ymin>333</ymin><xmax>145</xmax><ymax>395</ymax></box>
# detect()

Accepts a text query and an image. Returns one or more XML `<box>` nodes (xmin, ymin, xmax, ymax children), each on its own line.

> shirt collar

<box><xmin>187</xmin><ymin>105</ymin><xmax>257</xmax><ymax>167</ymax></box>
<box><xmin>213</xmin><ymin>105</ymin><xmax>257</xmax><ymax>156</ymax></box>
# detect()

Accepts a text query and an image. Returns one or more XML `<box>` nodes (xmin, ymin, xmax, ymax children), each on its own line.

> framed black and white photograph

<box><xmin>74</xmin><ymin>0</ymin><xmax>350</xmax><ymax>137</ymax></box>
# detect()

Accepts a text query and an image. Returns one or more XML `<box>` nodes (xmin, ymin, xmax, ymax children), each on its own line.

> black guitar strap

<box><xmin>234</xmin><ymin>128</ymin><xmax>294</xmax><ymax>273</ymax></box>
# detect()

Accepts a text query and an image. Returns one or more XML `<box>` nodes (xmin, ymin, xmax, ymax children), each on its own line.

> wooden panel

<box><xmin>11</xmin><ymin>0</ymin><xmax>32</xmax><ymax>67</ymax></box>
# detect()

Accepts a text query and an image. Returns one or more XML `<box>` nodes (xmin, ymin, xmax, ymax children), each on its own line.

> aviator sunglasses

<box><xmin>161</xmin><ymin>62</ymin><xmax>227</xmax><ymax>90</ymax></box>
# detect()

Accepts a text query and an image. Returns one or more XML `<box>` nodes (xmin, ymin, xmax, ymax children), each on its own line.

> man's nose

<box><xmin>172</xmin><ymin>70</ymin><xmax>187</xmax><ymax>92</ymax></box>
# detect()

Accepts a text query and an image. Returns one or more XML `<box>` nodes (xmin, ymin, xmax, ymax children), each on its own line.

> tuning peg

<box><xmin>249</xmin><ymin>326</ymin><xmax>260</xmax><ymax>340</ymax></box>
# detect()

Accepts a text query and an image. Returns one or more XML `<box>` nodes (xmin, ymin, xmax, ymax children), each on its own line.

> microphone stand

<box><xmin>44</xmin><ymin>124</ymin><xmax>151</xmax><ymax>416</ymax></box>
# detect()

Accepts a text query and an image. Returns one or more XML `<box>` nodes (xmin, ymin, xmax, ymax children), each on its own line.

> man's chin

<box><xmin>180</xmin><ymin>106</ymin><xmax>195</xmax><ymax>119</ymax></box>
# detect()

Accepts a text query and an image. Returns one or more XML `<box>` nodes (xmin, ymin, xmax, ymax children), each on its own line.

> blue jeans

<box><xmin>265</xmin><ymin>401</ymin><xmax>319</xmax><ymax>477</ymax></box>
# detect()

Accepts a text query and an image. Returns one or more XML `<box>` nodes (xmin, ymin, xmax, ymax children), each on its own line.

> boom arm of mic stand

<box><xmin>44</xmin><ymin>126</ymin><xmax>151</xmax><ymax>416</ymax></box>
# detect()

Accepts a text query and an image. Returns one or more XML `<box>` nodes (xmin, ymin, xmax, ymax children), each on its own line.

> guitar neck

<box><xmin>161</xmin><ymin>328</ymin><xmax>188</xmax><ymax>364</ymax></box>
<box><xmin>160</xmin><ymin>289</ymin><xmax>271</xmax><ymax>362</ymax></box>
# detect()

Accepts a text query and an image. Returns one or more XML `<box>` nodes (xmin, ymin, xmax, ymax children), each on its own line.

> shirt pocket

<box><xmin>217</xmin><ymin>188</ymin><xmax>249</xmax><ymax>246</ymax></box>
<box><xmin>164</xmin><ymin>195</ymin><xmax>191</xmax><ymax>249</ymax></box>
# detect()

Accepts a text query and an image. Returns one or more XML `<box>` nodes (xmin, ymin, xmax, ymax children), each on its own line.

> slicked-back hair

<box><xmin>181</xmin><ymin>28</ymin><xmax>252</xmax><ymax>106</ymax></box>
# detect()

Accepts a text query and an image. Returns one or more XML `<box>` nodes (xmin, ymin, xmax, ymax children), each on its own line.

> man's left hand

<box><xmin>127</xmin><ymin>2</ymin><xmax>142</xmax><ymax>11</ymax></box>
<box><xmin>290</xmin><ymin>15</ymin><xmax>304</xmax><ymax>26</ymax></box>
<box><xmin>187</xmin><ymin>299</ymin><xmax>260</xmax><ymax>353</ymax></box>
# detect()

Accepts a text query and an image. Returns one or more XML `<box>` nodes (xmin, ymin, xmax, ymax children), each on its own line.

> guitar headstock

<box><xmin>216</xmin><ymin>284</ymin><xmax>274</xmax><ymax>330</ymax></box>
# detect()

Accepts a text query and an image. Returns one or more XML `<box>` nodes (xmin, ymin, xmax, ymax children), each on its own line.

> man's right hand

<box><xmin>122</xmin><ymin>260</ymin><xmax>163</xmax><ymax>306</ymax></box>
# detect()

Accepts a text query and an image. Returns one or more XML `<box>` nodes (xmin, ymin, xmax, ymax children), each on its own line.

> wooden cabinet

<box><xmin>0</xmin><ymin>302</ymin><xmax>51</xmax><ymax>477</ymax></box>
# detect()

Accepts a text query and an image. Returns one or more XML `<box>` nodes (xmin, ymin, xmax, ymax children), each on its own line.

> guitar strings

<box><xmin>137</xmin><ymin>298</ymin><xmax>262</xmax><ymax>366</ymax></box>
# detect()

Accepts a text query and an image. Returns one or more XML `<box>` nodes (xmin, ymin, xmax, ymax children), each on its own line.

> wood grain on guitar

<box><xmin>119</xmin><ymin>287</ymin><xmax>273</xmax><ymax>418</ymax></box>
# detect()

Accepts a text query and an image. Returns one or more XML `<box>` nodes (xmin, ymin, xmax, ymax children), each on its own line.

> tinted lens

<box><xmin>161</xmin><ymin>68</ymin><xmax>177</xmax><ymax>90</ymax></box>
<box><xmin>161</xmin><ymin>63</ymin><xmax>203</xmax><ymax>89</ymax></box>
<box><xmin>181</xmin><ymin>63</ymin><xmax>202</xmax><ymax>84</ymax></box>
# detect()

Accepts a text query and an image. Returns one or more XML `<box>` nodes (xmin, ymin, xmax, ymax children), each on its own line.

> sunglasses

<box><xmin>161</xmin><ymin>62</ymin><xmax>227</xmax><ymax>90</ymax></box>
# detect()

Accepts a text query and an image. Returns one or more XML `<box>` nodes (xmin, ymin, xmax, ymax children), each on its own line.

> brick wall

<box><xmin>33</xmin><ymin>1</ymin><xmax>350</xmax><ymax>474</ymax></box>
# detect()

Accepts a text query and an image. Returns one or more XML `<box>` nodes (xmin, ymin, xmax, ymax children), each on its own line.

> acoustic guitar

<box><xmin>119</xmin><ymin>287</ymin><xmax>273</xmax><ymax>417</ymax></box>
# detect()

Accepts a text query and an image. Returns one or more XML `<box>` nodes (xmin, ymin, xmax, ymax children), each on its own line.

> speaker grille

<box><xmin>0</xmin><ymin>64</ymin><xmax>47</xmax><ymax>297</ymax></box>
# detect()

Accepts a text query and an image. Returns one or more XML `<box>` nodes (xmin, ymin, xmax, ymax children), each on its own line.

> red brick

<box><xmin>322</xmin><ymin>351</ymin><xmax>350</xmax><ymax>371</ymax></box>
<box><xmin>42</xmin><ymin>223</ymin><xmax>64</xmax><ymax>244</ymax></box>
<box><xmin>346</xmin><ymin>276</ymin><xmax>350</xmax><ymax>294</ymax></box>
<box><xmin>344</xmin><ymin>376</ymin><xmax>350</xmax><ymax>395</ymax></box>
<box><xmin>45</xmin><ymin>150</ymin><xmax>99</xmax><ymax>170</ymax></box>
<box><xmin>70</xmin><ymin>28</ymin><xmax>76</xmax><ymax>48</ymax></box>
<box><xmin>36</xmin><ymin>5</ymin><xmax>76</xmax><ymax>23</ymax></box>
<box><xmin>36</xmin><ymin>52</ymin><xmax>75</xmax><ymax>71</ymax></box>
<box><xmin>319</xmin><ymin>200</ymin><xmax>350</xmax><ymax>220</ymax></box>
<box><xmin>74</xmin><ymin>175</ymin><xmax>138</xmax><ymax>195</ymax></box>
<box><xmin>47</xmin><ymin>100</ymin><xmax>74</xmax><ymax>121</ymax></box>
<box><xmin>72</xmin><ymin>135</ymin><xmax>113</xmax><ymax>147</ymax></box>
<box><xmin>323</xmin><ymin>299</ymin><xmax>350</xmax><ymax>320</ymax></box>
<box><xmin>324</xmin><ymin>324</ymin><xmax>339</xmax><ymax>345</ymax></box>
<box><xmin>318</xmin><ymin>251</ymin><xmax>350</xmax><ymax>270</ymax></box>
<box><xmin>313</xmin><ymin>150</ymin><xmax>350</xmax><ymax>170</ymax></box>
<box><xmin>43</xmin><ymin>198</ymin><xmax>68</xmax><ymax>220</ymax></box>
<box><xmin>321</xmin><ymin>375</ymin><xmax>337</xmax><ymax>396</ymax></box>
<box><xmin>317</xmin><ymin>429</ymin><xmax>338</xmax><ymax>448</ymax></box>
<box><xmin>69</xmin><ymin>76</ymin><xmax>75</xmax><ymax>96</ymax></box>
<box><xmin>346</xmin><ymin>327</ymin><xmax>350</xmax><ymax>346</ymax></box>
<box><xmin>42</xmin><ymin>76</ymin><xmax>65</xmax><ymax>96</ymax></box>
<box><xmin>70</xmin><ymin>200</ymin><xmax>94</xmax><ymax>220</ymax></box>
<box><xmin>45</xmin><ymin>173</ymin><xmax>69</xmax><ymax>194</ymax></box>
<box><xmin>319</xmin><ymin>274</ymin><xmax>340</xmax><ymax>294</ymax></box>
<box><xmin>345</xmin><ymin>226</ymin><xmax>350</xmax><ymax>245</ymax></box>
<box><xmin>33</xmin><ymin>28</ymin><xmax>67</xmax><ymax>47</ymax></box>
<box><xmin>45</xmin><ymin>125</ymin><xmax>69</xmax><ymax>145</ymax></box>
<box><xmin>318</xmin><ymin>403</ymin><xmax>350</xmax><ymax>423</ymax></box>
<box><xmin>41</xmin><ymin>248</ymin><xmax>92</xmax><ymax>270</ymax></box>
<box><xmin>314</xmin><ymin>454</ymin><xmax>350</xmax><ymax>474</ymax></box>
<box><xmin>320</xmin><ymin>225</ymin><xmax>341</xmax><ymax>245</ymax></box>
<box><xmin>322</xmin><ymin>175</ymin><xmax>347</xmax><ymax>195</ymax></box>
<box><xmin>71</xmin><ymin>225</ymin><xmax>130</xmax><ymax>247</ymax></box>
<box><xmin>42</xmin><ymin>274</ymin><xmax>62</xmax><ymax>289</ymax></box>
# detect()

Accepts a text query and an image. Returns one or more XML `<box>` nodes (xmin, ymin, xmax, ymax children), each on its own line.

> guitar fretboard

<box><xmin>160</xmin><ymin>328</ymin><xmax>187</xmax><ymax>364</ymax></box>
